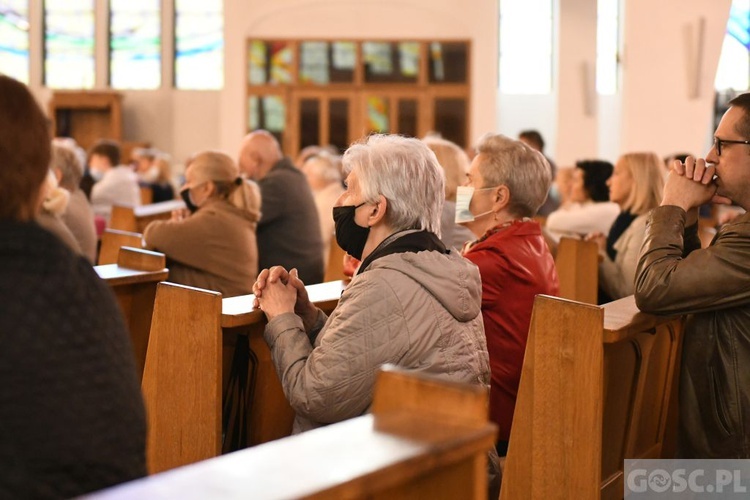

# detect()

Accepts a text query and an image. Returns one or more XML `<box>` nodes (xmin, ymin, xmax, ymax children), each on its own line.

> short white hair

<box><xmin>475</xmin><ymin>133</ymin><xmax>551</xmax><ymax>218</ymax></box>
<box><xmin>302</xmin><ymin>152</ymin><xmax>342</xmax><ymax>185</ymax></box>
<box><xmin>342</xmin><ymin>134</ymin><xmax>444</xmax><ymax>235</ymax></box>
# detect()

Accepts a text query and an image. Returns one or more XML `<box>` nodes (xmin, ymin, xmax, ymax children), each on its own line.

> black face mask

<box><xmin>180</xmin><ymin>188</ymin><xmax>199</xmax><ymax>213</ymax></box>
<box><xmin>332</xmin><ymin>203</ymin><xmax>369</xmax><ymax>260</ymax></box>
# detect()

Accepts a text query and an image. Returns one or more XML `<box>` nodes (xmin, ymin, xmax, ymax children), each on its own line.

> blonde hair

<box><xmin>618</xmin><ymin>152</ymin><xmax>664</xmax><ymax>215</ymax></box>
<box><xmin>154</xmin><ymin>156</ymin><xmax>173</xmax><ymax>184</ymax></box>
<box><xmin>422</xmin><ymin>137</ymin><xmax>470</xmax><ymax>201</ymax></box>
<box><xmin>188</xmin><ymin>151</ymin><xmax>261</xmax><ymax>222</ymax></box>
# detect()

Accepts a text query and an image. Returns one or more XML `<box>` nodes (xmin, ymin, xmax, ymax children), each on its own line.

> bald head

<box><xmin>238</xmin><ymin>130</ymin><xmax>283</xmax><ymax>180</ymax></box>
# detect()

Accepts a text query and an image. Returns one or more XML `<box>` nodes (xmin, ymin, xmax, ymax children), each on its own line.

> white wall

<box><xmin>619</xmin><ymin>0</ymin><xmax>731</xmax><ymax>157</ymax></box>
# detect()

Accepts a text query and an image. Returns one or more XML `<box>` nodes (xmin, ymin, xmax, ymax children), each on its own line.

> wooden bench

<box><xmin>84</xmin><ymin>366</ymin><xmax>497</xmax><ymax>500</ymax></box>
<box><xmin>555</xmin><ymin>236</ymin><xmax>599</xmax><ymax>304</ymax></box>
<box><xmin>97</xmin><ymin>228</ymin><xmax>143</xmax><ymax>265</ymax></box>
<box><xmin>109</xmin><ymin>199</ymin><xmax>185</xmax><ymax>233</ymax></box>
<box><xmin>142</xmin><ymin>279</ymin><xmax>346</xmax><ymax>474</ymax></box>
<box><xmin>95</xmin><ymin>246</ymin><xmax>169</xmax><ymax>378</ymax></box>
<box><xmin>323</xmin><ymin>239</ymin><xmax>347</xmax><ymax>282</ymax></box>
<box><xmin>500</xmin><ymin>295</ymin><xmax>684</xmax><ymax>499</ymax></box>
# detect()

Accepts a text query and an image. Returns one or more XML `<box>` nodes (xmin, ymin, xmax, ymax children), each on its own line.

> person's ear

<box><xmin>493</xmin><ymin>185</ymin><xmax>511</xmax><ymax>212</ymax></box>
<box><xmin>368</xmin><ymin>194</ymin><xmax>388</xmax><ymax>226</ymax></box>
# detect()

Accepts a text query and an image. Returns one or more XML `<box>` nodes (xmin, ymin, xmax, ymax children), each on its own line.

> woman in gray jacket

<box><xmin>253</xmin><ymin>134</ymin><xmax>491</xmax><ymax>434</ymax></box>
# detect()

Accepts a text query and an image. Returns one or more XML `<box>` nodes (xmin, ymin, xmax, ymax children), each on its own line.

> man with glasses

<box><xmin>634</xmin><ymin>92</ymin><xmax>750</xmax><ymax>459</ymax></box>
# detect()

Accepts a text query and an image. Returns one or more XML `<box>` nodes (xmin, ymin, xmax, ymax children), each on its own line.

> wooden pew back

<box><xmin>143</xmin><ymin>280</ymin><xmax>346</xmax><ymax>474</ymax></box>
<box><xmin>324</xmin><ymin>240</ymin><xmax>347</xmax><ymax>282</ymax></box>
<box><xmin>500</xmin><ymin>295</ymin><xmax>683</xmax><ymax>500</ymax></box>
<box><xmin>109</xmin><ymin>199</ymin><xmax>185</xmax><ymax>233</ymax></box>
<box><xmin>555</xmin><ymin>236</ymin><xmax>599</xmax><ymax>304</ymax></box>
<box><xmin>84</xmin><ymin>366</ymin><xmax>497</xmax><ymax>500</ymax></box>
<box><xmin>95</xmin><ymin>247</ymin><xmax>168</xmax><ymax>377</ymax></box>
<box><xmin>98</xmin><ymin>228</ymin><xmax>143</xmax><ymax>265</ymax></box>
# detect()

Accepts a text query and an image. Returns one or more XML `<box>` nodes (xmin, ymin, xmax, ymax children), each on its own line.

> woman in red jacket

<box><xmin>459</xmin><ymin>133</ymin><xmax>560</xmax><ymax>456</ymax></box>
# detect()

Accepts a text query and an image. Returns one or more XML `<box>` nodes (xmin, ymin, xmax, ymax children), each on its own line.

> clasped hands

<box><xmin>252</xmin><ymin>266</ymin><xmax>318</xmax><ymax>328</ymax></box>
<box><xmin>663</xmin><ymin>157</ymin><xmax>730</xmax><ymax>211</ymax></box>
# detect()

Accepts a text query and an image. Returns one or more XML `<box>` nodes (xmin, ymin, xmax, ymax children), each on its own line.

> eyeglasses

<box><xmin>713</xmin><ymin>136</ymin><xmax>750</xmax><ymax>156</ymax></box>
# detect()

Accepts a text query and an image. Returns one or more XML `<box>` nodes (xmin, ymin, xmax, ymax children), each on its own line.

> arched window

<box><xmin>0</xmin><ymin>0</ymin><xmax>29</xmax><ymax>84</ymax></box>
<box><xmin>44</xmin><ymin>0</ymin><xmax>95</xmax><ymax>89</ymax></box>
<box><xmin>596</xmin><ymin>0</ymin><xmax>619</xmax><ymax>95</ymax></box>
<box><xmin>110</xmin><ymin>0</ymin><xmax>161</xmax><ymax>89</ymax></box>
<box><xmin>499</xmin><ymin>0</ymin><xmax>553</xmax><ymax>94</ymax></box>
<box><xmin>174</xmin><ymin>0</ymin><xmax>223</xmax><ymax>90</ymax></box>
<box><xmin>715</xmin><ymin>0</ymin><xmax>750</xmax><ymax>91</ymax></box>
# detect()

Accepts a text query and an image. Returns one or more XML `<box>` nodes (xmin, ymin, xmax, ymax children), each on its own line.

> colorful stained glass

<box><xmin>109</xmin><ymin>0</ymin><xmax>160</xmax><ymax>89</ymax></box>
<box><xmin>367</xmin><ymin>96</ymin><xmax>389</xmax><ymax>132</ymax></box>
<box><xmin>300</xmin><ymin>41</ymin><xmax>329</xmax><ymax>84</ymax></box>
<box><xmin>0</xmin><ymin>0</ymin><xmax>29</xmax><ymax>83</ymax></box>
<box><xmin>269</xmin><ymin>42</ymin><xmax>293</xmax><ymax>84</ymax></box>
<box><xmin>248</xmin><ymin>41</ymin><xmax>267</xmax><ymax>84</ymax></box>
<box><xmin>175</xmin><ymin>0</ymin><xmax>223</xmax><ymax>90</ymax></box>
<box><xmin>44</xmin><ymin>0</ymin><xmax>95</xmax><ymax>89</ymax></box>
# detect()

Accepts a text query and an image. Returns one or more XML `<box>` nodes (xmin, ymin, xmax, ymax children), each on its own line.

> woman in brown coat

<box><xmin>144</xmin><ymin>151</ymin><xmax>261</xmax><ymax>297</ymax></box>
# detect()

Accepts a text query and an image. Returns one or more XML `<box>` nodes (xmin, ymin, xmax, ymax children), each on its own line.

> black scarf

<box><xmin>357</xmin><ymin>230</ymin><xmax>447</xmax><ymax>275</ymax></box>
<box><xmin>606</xmin><ymin>210</ymin><xmax>636</xmax><ymax>260</ymax></box>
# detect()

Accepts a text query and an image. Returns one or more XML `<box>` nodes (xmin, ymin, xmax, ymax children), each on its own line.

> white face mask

<box><xmin>455</xmin><ymin>185</ymin><xmax>495</xmax><ymax>223</ymax></box>
<box><xmin>139</xmin><ymin>165</ymin><xmax>160</xmax><ymax>183</ymax></box>
<box><xmin>89</xmin><ymin>168</ymin><xmax>105</xmax><ymax>182</ymax></box>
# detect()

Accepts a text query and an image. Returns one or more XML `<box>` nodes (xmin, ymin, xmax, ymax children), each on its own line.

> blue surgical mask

<box><xmin>455</xmin><ymin>185</ymin><xmax>495</xmax><ymax>224</ymax></box>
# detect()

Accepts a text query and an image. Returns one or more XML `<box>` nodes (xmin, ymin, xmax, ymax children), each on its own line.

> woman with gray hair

<box><xmin>458</xmin><ymin>133</ymin><xmax>559</xmax><ymax>457</ymax></box>
<box><xmin>143</xmin><ymin>150</ymin><xmax>261</xmax><ymax>297</ymax></box>
<box><xmin>252</xmin><ymin>134</ymin><xmax>491</xmax><ymax>434</ymax></box>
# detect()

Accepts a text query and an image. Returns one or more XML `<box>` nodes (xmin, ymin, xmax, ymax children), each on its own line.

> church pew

<box><xmin>95</xmin><ymin>246</ymin><xmax>169</xmax><ymax>378</ymax></box>
<box><xmin>555</xmin><ymin>236</ymin><xmax>599</xmax><ymax>304</ymax></box>
<box><xmin>97</xmin><ymin>228</ymin><xmax>143</xmax><ymax>265</ymax></box>
<box><xmin>84</xmin><ymin>366</ymin><xmax>497</xmax><ymax>500</ymax></box>
<box><xmin>109</xmin><ymin>199</ymin><xmax>185</xmax><ymax>233</ymax></box>
<box><xmin>323</xmin><ymin>239</ymin><xmax>347</xmax><ymax>282</ymax></box>
<box><xmin>142</xmin><ymin>279</ymin><xmax>346</xmax><ymax>474</ymax></box>
<box><xmin>500</xmin><ymin>295</ymin><xmax>684</xmax><ymax>500</ymax></box>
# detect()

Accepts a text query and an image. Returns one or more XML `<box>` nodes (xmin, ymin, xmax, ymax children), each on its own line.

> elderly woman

<box><xmin>422</xmin><ymin>136</ymin><xmax>476</xmax><ymax>249</ymax></box>
<box><xmin>301</xmin><ymin>151</ymin><xmax>344</xmax><ymax>266</ymax></box>
<box><xmin>545</xmin><ymin>159</ymin><xmax>620</xmax><ymax>242</ymax></box>
<box><xmin>0</xmin><ymin>76</ymin><xmax>146</xmax><ymax>497</ymax></box>
<box><xmin>458</xmin><ymin>133</ymin><xmax>559</xmax><ymax>456</ymax></box>
<box><xmin>50</xmin><ymin>143</ymin><xmax>98</xmax><ymax>262</ymax></box>
<box><xmin>588</xmin><ymin>152</ymin><xmax>664</xmax><ymax>302</ymax></box>
<box><xmin>252</xmin><ymin>134</ymin><xmax>490</xmax><ymax>434</ymax></box>
<box><xmin>143</xmin><ymin>151</ymin><xmax>261</xmax><ymax>297</ymax></box>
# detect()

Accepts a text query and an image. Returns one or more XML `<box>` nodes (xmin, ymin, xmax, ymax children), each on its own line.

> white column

<box><xmin>556</xmin><ymin>0</ymin><xmax>599</xmax><ymax>166</ymax></box>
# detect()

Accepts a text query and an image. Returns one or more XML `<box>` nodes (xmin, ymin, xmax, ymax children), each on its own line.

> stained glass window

<box><xmin>0</xmin><ymin>0</ymin><xmax>29</xmax><ymax>84</ymax></box>
<box><xmin>175</xmin><ymin>0</ymin><xmax>223</xmax><ymax>90</ymax></box>
<box><xmin>248</xmin><ymin>40</ymin><xmax>293</xmax><ymax>85</ymax></box>
<box><xmin>499</xmin><ymin>0</ymin><xmax>553</xmax><ymax>94</ymax></box>
<box><xmin>715</xmin><ymin>0</ymin><xmax>750</xmax><ymax>91</ymax></box>
<box><xmin>110</xmin><ymin>0</ymin><xmax>160</xmax><ymax>89</ymax></box>
<box><xmin>597</xmin><ymin>0</ymin><xmax>619</xmax><ymax>94</ymax></box>
<box><xmin>44</xmin><ymin>0</ymin><xmax>95</xmax><ymax>89</ymax></box>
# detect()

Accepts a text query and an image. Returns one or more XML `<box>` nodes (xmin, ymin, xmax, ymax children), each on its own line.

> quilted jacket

<box><xmin>263</xmin><ymin>242</ymin><xmax>490</xmax><ymax>433</ymax></box>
